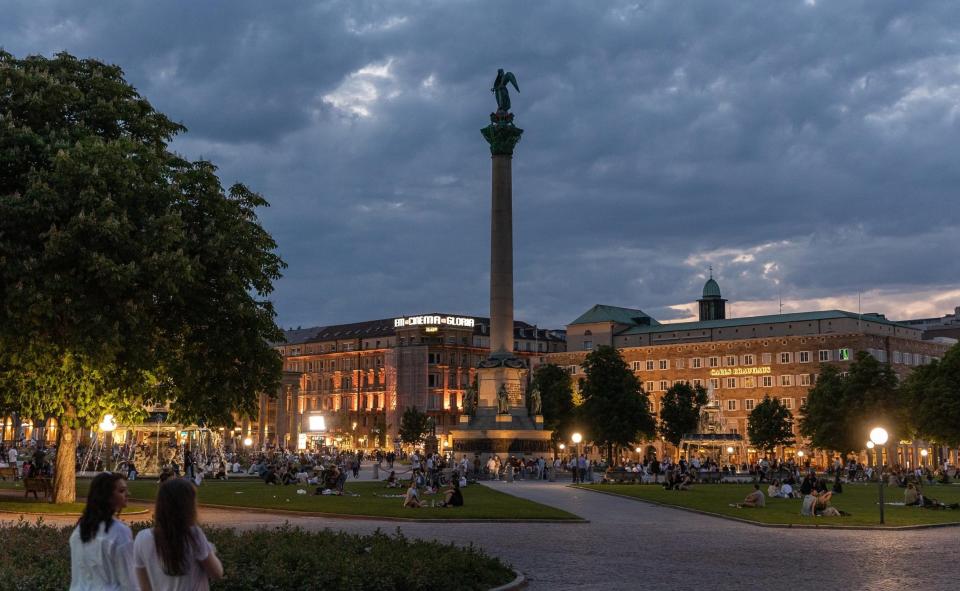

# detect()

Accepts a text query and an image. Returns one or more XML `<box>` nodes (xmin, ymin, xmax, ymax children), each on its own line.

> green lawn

<box><xmin>124</xmin><ymin>479</ymin><xmax>580</xmax><ymax>521</ymax></box>
<box><xmin>574</xmin><ymin>482</ymin><xmax>960</xmax><ymax>527</ymax></box>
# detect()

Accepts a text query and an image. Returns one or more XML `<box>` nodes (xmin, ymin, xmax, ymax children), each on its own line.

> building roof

<box><xmin>618</xmin><ymin>309</ymin><xmax>917</xmax><ymax>336</ymax></box>
<box><xmin>569</xmin><ymin>304</ymin><xmax>660</xmax><ymax>327</ymax></box>
<box><xmin>702</xmin><ymin>277</ymin><xmax>722</xmax><ymax>299</ymax></box>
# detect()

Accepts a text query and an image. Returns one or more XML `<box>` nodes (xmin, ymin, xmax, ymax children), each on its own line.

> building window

<box><xmin>646</xmin><ymin>360</ymin><xmax>655</xmax><ymax>371</ymax></box>
<box><xmin>742</xmin><ymin>376</ymin><xmax>756</xmax><ymax>388</ymax></box>
<box><xmin>675</xmin><ymin>359</ymin><xmax>684</xmax><ymax>369</ymax></box>
<box><xmin>801</xmin><ymin>396</ymin><xmax>808</xmax><ymax>407</ymax></box>
<box><xmin>781</xmin><ymin>397</ymin><xmax>794</xmax><ymax>409</ymax></box>
<box><xmin>725</xmin><ymin>355</ymin><xmax>737</xmax><ymax>366</ymax></box>
<box><xmin>427</xmin><ymin>374</ymin><xmax>440</xmax><ymax>388</ymax></box>
<box><xmin>692</xmin><ymin>379</ymin><xmax>703</xmax><ymax>388</ymax></box>
<box><xmin>428</xmin><ymin>352</ymin><xmax>441</xmax><ymax>365</ymax></box>
<box><xmin>632</xmin><ymin>361</ymin><xmax>643</xmax><ymax>371</ymax></box>
<box><xmin>762</xmin><ymin>376</ymin><xmax>773</xmax><ymax>387</ymax></box>
<box><xmin>673</xmin><ymin>380</ymin><xmax>684</xmax><ymax>387</ymax></box>
<box><xmin>583</xmin><ymin>340</ymin><xmax>593</xmax><ymax>351</ymax></box>
<box><xmin>819</xmin><ymin>350</ymin><xmax>831</xmax><ymax>362</ymax></box>
<box><xmin>725</xmin><ymin>377</ymin><xmax>737</xmax><ymax>389</ymax></box>
<box><xmin>838</xmin><ymin>348</ymin><xmax>851</xmax><ymax>361</ymax></box>
<box><xmin>708</xmin><ymin>356</ymin><xmax>719</xmax><ymax>368</ymax></box>
<box><xmin>659</xmin><ymin>380</ymin><xmax>669</xmax><ymax>391</ymax></box>
<box><xmin>742</xmin><ymin>354</ymin><xmax>755</xmax><ymax>366</ymax></box>
<box><xmin>745</xmin><ymin>399</ymin><xmax>755</xmax><ymax>411</ymax></box>
<box><xmin>798</xmin><ymin>351</ymin><xmax>811</xmax><ymax>363</ymax></box>
<box><xmin>645</xmin><ymin>381</ymin><xmax>655</xmax><ymax>392</ymax></box>
<box><xmin>727</xmin><ymin>399</ymin><xmax>737</xmax><ymax>411</ymax></box>
<box><xmin>893</xmin><ymin>351</ymin><xmax>902</xmax><ymax>364</ymax></box>
<box><xmin>798</xmin><ymin>374</ymin><xmax>812</xmax><ymax>387</ymax></box>
<box><xmin>762</xmin><ymin>353</ymin><xmax>772</xmax><ymax>364</ymax></box>
<box><xmin>691</xmin><ymin>357</ymin><xmax>702</xmax><ymax>369</ymax></box>
<box><xmin>780</xmin><ymin>374</ymin><xmax>793</xmax><ymax>387</ymax></box>
<box><xmin>779</xmin><ymin>352</ymin><xmax>792</xmax><ymax>364</ymax></box>
<box><xmin>709</xmin><ymin>377</ymin><xmax>720</xmax><ymax>390</ymax></box>
<box><xmin>568</xmin><ymin>365</ymin><xmax>579</xmax><ymax>375</ymax></box>
<box><xmin>659</xmin><ymin>359</ymin><xmax>669</xmax><ymax>370</ymax></box>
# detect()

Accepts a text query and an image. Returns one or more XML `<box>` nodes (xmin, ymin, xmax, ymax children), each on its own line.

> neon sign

<box><xmin>709</xmin><ymin>366</ymin><xmax>771</xmax><ymax>377</ymax></box>
<box><xmin>394</xmin><ymin>315</ymin><xmax>475</xmax><ymax>328</ymax></box>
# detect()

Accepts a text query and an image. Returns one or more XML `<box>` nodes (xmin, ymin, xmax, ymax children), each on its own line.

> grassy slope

<box><xmin>575</xmin><ymin>482</ymin><xmax>960</xmax><ymax>527</ymax></box>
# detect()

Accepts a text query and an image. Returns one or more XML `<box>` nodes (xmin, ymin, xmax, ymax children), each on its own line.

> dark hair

<box><xmin>153</xmin><ymin>478</ymin><xmax>200</xmax><ymax>576</ymax></box>
<box><xmin>78</xmin><ymin>472</ymin><xmax>125</xmax><ymax>543</ymax></box>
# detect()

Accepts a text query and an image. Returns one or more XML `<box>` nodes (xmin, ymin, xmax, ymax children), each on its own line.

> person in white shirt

<box><xmin>134</xmin><ymin>478</ymin><xmax>223</xmax><ymax>591</ymax></box>
<box><xmin>69</xmin><ymin>472</ymin><xmax>137</xmax><ymax>590</ymax></box>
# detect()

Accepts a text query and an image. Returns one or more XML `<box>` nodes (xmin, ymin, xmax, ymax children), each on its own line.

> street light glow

<box><xmin>571</xmin><ymin>432</ymin><xmax>582</xmax><ymax>444</ymax></box>
<box><xmin>726</xmin><ymin>446</ymin><xmax>734</xmax><ymax>454</ymax></box>
<box><xmin>98</xmin><ymin>414</ymin><xmax>117</xmax><ymax>433</ymax></box>
<box><xmin>921</xmin><ymin>449</ymin><xmax>928</xmax><ymax>457</ymax></box>
<box><xmin>797</xmin><ymin>451</ymin><xmax>804</xmax><ymax>458</ymax></box>
<box><xmin>866</xmin><ymin>441</ymin><xmax>875</xmax><ymax>449</ymax></box>
<box><xmin>869</xmin><ymin>427</ymin><xmax>889</xmax><ymax>446</ymax></box>
<box><xmin>243</xmin><ymin>436</ymin><xmax>253</xmax><ymax>447</ymax></box>
<box><xmin>559</xmin><ymin>443</ymin><xmax>565</xmax><ymax>450</ymax></box>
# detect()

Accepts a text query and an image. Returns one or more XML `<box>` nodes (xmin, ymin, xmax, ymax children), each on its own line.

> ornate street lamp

<box><xmin>869</xmin><ymin>427</ymin><xmax>889</xmax><ymax>524</ymax></box>
<box><xmin>99</xmin><ymin>414</ymin><xmax>117</xmax><ymax>472</ymax></box>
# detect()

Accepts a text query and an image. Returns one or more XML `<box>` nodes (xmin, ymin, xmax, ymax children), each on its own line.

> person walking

<box><xmin>134</xmin><ymin>478</ymin><xmax>223</xmax><ymax>590</ymax></box>
<box><xmin>69</xmin><ymin>472</ymin><xmax>137</xmax><ymax>590</ymax></box>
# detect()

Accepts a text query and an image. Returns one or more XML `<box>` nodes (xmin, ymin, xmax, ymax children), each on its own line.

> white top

<box><xmin>134</xmin><ymin>526</ymin><xmax>212</xmax><ymax>591</ymax></box>
<box><xmin>7</xmin><ymin>448</ymin><xmax>16</xmax><ymax>463</ymax></box>
<box><xmin>69</xmin><ymin>520</ymin><xmax>138</xmax><ymax>591</ymax></box>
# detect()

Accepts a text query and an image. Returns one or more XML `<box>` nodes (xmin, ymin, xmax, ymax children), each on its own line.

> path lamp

<box><xmin>243</xmin><ymin>436</ymin><xmax>253</xmax><ymax>448</ymax></box>
<box><xmin>571</xmin><ymin>433</ymin><xmax>583</xmax><ymax>481</ymax></box>
<box><xmin>920</xmin><ymin>448</ymin><xmax>928</xmax><ymax>467</ymax></box>
<box><xmin>869</xmin><ymin>427</ymin><xmax>889</xmax><ymax>524</ymax></box>
<box><xmin>635</xmin><ymin>447</ymin><xmax>642</xmax><ymax>462</ymax></box>
<box><xmin>99</xmin><ymin>414</ymin><xmax>117</xmax><ymax>472</ymax></box>
<box><xmin>797</xmin><ymin>450</ymin><xmax>804</xmax><ymax>466</ymax></box>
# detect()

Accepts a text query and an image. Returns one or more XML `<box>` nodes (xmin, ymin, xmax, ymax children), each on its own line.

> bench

<box><xmin>23</xmin><ymin>477</ymin><xmax>52</xmax><ymax>501</ymax></box>
<box><xmin>0</xmin><ymin>466</ymin><xmax>17</xmax><ymax>481</ymax></box>
<box><xmin>604</xmin><ymin>470</ymin><xmax>642</xmax><ymax>484</ymax></box>
<box><xmin>697</xmin><ymin>470</ymin><xmax>723</xmax><ymax>484</ymax></box>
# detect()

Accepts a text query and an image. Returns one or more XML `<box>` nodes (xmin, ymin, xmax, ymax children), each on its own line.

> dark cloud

<box><xmin>5</xmin><ymin>0</ymin><xmax>959</xmax><ymax>328</ymax></box>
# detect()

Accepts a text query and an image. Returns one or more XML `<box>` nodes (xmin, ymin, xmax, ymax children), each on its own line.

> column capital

<box><xmin>481</xmin><ymin>112</ymin><xmax>523</xmax><ymax>156</ymax></box>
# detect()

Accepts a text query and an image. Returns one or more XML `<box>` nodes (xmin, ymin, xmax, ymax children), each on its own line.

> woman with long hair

<box><xmin>134</xmin><ymin>478</ymin><xmax>223</xmax><ymax>590</ymax></box>
<box><xmin>69</xmin><ymin>472</ymin><xmax>137</xmax><ymax>590</ymax></box>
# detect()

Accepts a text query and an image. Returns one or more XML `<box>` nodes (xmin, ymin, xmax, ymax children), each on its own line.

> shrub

<box><xmin>0</xmin><ymin>519</ymin><xmax>514</xmax><ymax>590</ymax></box>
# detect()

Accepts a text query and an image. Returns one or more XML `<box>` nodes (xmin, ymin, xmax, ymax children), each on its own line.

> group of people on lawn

<box><xmin>735</xmin><ymin>470</ymin><xmax>843</xmax><ymax>515</ymax></box>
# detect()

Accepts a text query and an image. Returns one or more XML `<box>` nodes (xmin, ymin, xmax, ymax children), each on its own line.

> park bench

<box><xmin>697</xmin><ymin>470</ymin><xmax>722</xmax><ymax>484</ymax></box>
<box><xmin>23</xmin><ymin>477</ymin><xmax>52</xmax><ymax>501</ymax></box>
<box><xmin>604</xmin><ymin>470</ymin><xmax>641</xmax><ymax>484</ymax></box>
<box><xmin>0</xmin><ymin>466</ymin><xmax>17</xmax><ymax>481</ymax></box>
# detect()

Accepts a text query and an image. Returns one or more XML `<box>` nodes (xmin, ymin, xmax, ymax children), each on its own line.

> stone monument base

<box><xmin>450</xmin><ymin>409</ymin><xmax>554</xmax><ymax>464</ymax></box>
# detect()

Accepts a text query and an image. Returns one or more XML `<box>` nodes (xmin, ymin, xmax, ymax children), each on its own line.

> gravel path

<box><xmin>8</xmin><ymin>479</ymin><xmax>959</xmax><ymax>590</ymax></box>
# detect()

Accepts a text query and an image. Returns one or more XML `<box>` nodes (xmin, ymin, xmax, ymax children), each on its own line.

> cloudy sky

<box><xmin>6</xmin><ymin>1</ymin><xmax>960</xmax><ymax>329</ymax></box>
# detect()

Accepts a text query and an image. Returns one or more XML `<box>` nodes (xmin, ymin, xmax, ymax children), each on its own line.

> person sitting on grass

<box><xmin>780</xmin><ymin>481</ymin><xmax>795</xmax><ymax>499</ymax></box>
<box><xmin>733</xmin><ymin>483</ymin><xmax>765</xmax><ymax>508</ymax></box>
<box><xmin>384</xmin><ymin>470</ymin><xmax>400</xmax><ymax>488</ymax></box>
<box><xmin>676</xmin><ymin>471</ymin><xmax>695</xmax><ymax>491</ymax></box>
<box><xmin>767</xmin><ymin>479</ymin><xmax>781</xmax><ymax>499</ymax></box>
<box><xmin>439</xmin><ymin>481</ymin><xmax>464</xmax><ymax>508</ymax></box>
<box><xmin>905</xmin><ymin>483</ymin><xmax>960</xmax><ymax>510</ymax></box>
<box><xmin>403</xmin><ymin>480</ymin><xmax>424</xmax><ymax>508</ymax></box>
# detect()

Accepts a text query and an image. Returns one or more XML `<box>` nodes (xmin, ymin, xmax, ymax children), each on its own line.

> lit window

<box><xmin>742</xmin><ymin>376</ymin><xmax>755</xmax><ymax>388</ymax></box>
<box><xmin>838</xmin><ymin>348</ymin><xmax>851</xmax><ymax>361</ymax></box>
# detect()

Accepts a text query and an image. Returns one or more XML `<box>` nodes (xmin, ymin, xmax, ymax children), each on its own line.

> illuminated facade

<box><xmin>548</xmin><ymin>279</ymin><xmax>953</xmax><ymax>467</ymax></box>
<box><xmin>250</xmin><ymin>314</ymin><xmax>565</xmax><ymax>450</ymax></box>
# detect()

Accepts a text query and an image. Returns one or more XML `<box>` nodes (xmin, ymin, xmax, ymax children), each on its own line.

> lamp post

<box><xmin>920</xmin><ymin>448</ymin><xmax>928</xmax><ymax>467</ymax></box>
<box><xmin>572</xmin><ymin>432</ymin><xmax>583</xmax><ymax>483</ymax></box>
<box><xmin>870</xmin><ymin>427</ymin><xmax>889</xmax><ymax>524</ymax></box>
<box><xmin>797</xmin><ymin>450</ymin><xmax>804</xmax><ymax>467</ymax></box>
<box><xmin>99</xmin><ymin>414</ymin><xmax>117</xmax><ymax>472</ymax></box>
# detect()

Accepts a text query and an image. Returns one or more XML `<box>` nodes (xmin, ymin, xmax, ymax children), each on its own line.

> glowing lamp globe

<box><xmin>869</xmin><ymin>427</ymin><xmax>889</xmax><ymax>446</ymax></box>
<box><xmin>571</xmin><ymin>433</ymin><xmax>583</xmax><ymax>444</ymax></box>
<box><xmin>866</xmin><ymin>441</ymin><xmax>875</xmax><ymax>449</ymax></box>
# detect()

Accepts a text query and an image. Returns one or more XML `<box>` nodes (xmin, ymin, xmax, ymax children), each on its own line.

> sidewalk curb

<box><xmin>572</xmin><ymin>486</ymin><xmax>960</xmax><ymax>531</ymax></box>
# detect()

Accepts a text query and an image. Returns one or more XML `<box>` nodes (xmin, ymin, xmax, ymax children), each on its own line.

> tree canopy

<box><xmin>0</xmin><ymin>51</ymin><xmax>285</xmax><ymax>501</ymax></box>
<box><xmin>529</xmin><ymin>364</ymin><xmax>574</xmax><ymax>438</ymax></box>
<box><xmin>799</xmin><ymin>352</ymin><xmax>903</xmax><ymax>455</ymax></box>
<box><xmin>747</xmin><ymin>396</ymin><xmax>795</xmax><ymax>455</ymax></box>
<box><xmin>578</xmin><ymin>346</ymin><xmax>656</xmax><ymax>465</ymax></box>
<box><xmin>903</xmin><ymin>343</ymin><xmax>960</xmax><ymax>447</ymax></box>
<box><xmin>397</xmin><ymin>406</ymin><xmax>429</xmax><ymax>446</ymax></box>
<box><xmin>658</xmin><ymin>382</ymin><xmax>708</xmax><ymax>449</ymax></box>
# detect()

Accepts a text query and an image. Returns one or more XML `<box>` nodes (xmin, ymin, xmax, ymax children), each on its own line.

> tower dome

<box><xmin>702</xmin><ymin>277</ymin><xmax>722</xmax><ymax>299</ymax></box>
<box><xmin>698</xmin><ymin>269</ymin><xmax>727</xmax><ymax>321</ymax></box>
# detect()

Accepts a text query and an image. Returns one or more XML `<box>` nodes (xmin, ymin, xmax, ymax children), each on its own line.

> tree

<box><xmin>397</xmin><ymin>406</ymin><xmax>429</xmax><ymax>447</ymax></box>
<box><xmin>799</xmin><ymin>352</ymin><xmax>905</xmax><ymax>456</ymax></box>
<box><xmin>0</xmin><ymin>52</ymin><xmax>284</xmax><ymax>502</ymax></box>
<box><xmin>530</xmin><ymin>364</ymin><xmax>574</xmax><ymax>439</ymax></box>
<box><xmin>748</xmin><ymin>396</ymin><xmax>795</xmax><ymax>456</ymax></box>
<box><xmin>904</xmin><ymin>343</ymin><xmax>960</xmax><ymax>448</ymax></box>
<box><xmin>578</xmin><ymin>346</ymin><xmax>656</xmax><ymax>465</ymax></box>
<box><xmin>658</xmin><ymin>382</ymin><xmax>708</xmax><ymax>452</ymax></box>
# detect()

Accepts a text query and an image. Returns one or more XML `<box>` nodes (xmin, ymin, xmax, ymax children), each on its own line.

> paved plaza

<box><xmin>14</xmin><ymin>477</ymin><xmax>958</xmax><ymax>590</ymax></box>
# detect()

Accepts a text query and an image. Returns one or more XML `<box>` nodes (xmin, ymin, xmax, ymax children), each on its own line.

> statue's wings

<box><xmin>504</xmin><ymin>71</ymin><xmax>519</xmax><ymax>92</ymax></box>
